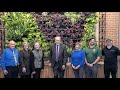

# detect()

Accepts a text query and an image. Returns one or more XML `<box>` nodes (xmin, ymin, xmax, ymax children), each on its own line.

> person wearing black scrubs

<box><xmin>102</xmin><ymin>39</ymin><xmax>120</xmax><ymax>78</ymax></box>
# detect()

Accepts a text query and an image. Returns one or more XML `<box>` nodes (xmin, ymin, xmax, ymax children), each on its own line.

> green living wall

<box><xmin>0</xmin><ymin>12</ymin><xmax>99</xmax><ymax>58</ymax></box>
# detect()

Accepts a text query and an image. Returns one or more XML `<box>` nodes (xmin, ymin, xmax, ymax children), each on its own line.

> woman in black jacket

<box><xmin>19</xmin><ymin>41</ymin><xmax>35</xmax><ymax>78</ymax></box>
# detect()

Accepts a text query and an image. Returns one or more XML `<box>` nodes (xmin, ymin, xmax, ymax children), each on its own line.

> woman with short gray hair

<box><xmin>32</xmin><ymin>42</ymin><xmax>44</xmax><ymax>78</ymax></box>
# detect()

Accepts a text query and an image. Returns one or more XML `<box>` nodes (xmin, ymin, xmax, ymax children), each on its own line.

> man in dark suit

<box><xmin>49</xmin><ymin>36</ymin><xmax>67</xmax><ymax>78</ymax></box>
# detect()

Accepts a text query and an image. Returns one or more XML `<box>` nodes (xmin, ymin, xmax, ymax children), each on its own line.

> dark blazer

<box><xmin>19</xmin><ymin>49</ymin><xmax>35</xmax><ymax>75</ymax></box>
<box><xmin>49</xmin><ymin>43</ymin><xmax>67</xmax><ymax>68</ymax></box>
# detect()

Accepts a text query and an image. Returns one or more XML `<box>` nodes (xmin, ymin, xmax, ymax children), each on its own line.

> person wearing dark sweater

<box><xmin>102</xmin><ymin>39</ymin><xmax>120</xmax><ymax>78</ymax></box>
<box><xmin>71</xmin><ymin>42</ymin><xmax>86</xmax><ymax>78</ymax></box>
<box><xmin>19</xmin><ymin>42</ymin><xmax>35</xmax><ymax>78</ymax></box>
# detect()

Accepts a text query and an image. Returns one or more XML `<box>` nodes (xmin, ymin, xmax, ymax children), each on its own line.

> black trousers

<box><xmin>53</xmin><ymin>62</ymin><xmax>65</xmax><ymax>78</ymax></box>
<box><xmin>53</xmin><ymin>68</ymin><xmax>65</xmax><ymax>78</ymax></box>
<box><xmin>104</xmin><ymin>66</ymin><xmax>117</xmax><ymax>78</ymax></box>
<box><xmin>5</xmin><ymin>66</ymin><xmax>19</xmax><ymax>78</ymax></box>
<box><xmin>21</xmin><ymin>75</ymin><xmax>31</xmax><ymax>78</ymax></box>
<box><xmin>33</xmin><ymin>68</ymin><xmax>41</xmax><ymax>78</ymax></box>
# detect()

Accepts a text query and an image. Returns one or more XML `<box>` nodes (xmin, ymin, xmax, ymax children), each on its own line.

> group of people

<box><xmin>71</xmin><ymin>38</ymin><xmax>120</xmax><ymax>78</ymax></box>
<box><xmin>1</xmin><ymin>41</ymin><xmax>44</xmax><ymax>78</ymax></box>
<box><xmin>0</xmin><ymin>35</ymin><xmax>120</xmax><ymax>78</ymax></box>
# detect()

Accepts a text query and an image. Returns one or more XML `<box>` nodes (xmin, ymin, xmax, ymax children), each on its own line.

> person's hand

<box><xmin>72</xmin><ymin>64</ymin><xmax>76</xmax><ymax>69</ymax></box>
<box><xmin>76</xmin><ymin>65</ymin><xmax>80</xmax><ymax>69</ymax></box>
<box><xmin>86</xmin><ymin>63</ymin><xmax>91</xmax><ymax>67</ymax></box>
<box><xmin>22</xmin><ymin>67</ymin><xmax>26</xmax><ymax>73</ymax></box>
<box><xmin>62</xmin><ymin>65</ymin><xmax>65</xmax><ymax>70</ymax></box>
<box><xmin>32</xmin><ymin>71</ymin><xmax>36</xmax><ymax>74</ymax></box>
<box><xmin>88</xmin><ymin>64</ymin><xmax>93</xmax><ymax>67</ymax></box>
<box><xmin>90</xmin><ymin>64</ymin><xmax>93</xmax><ymax>67</ymax></box>
<box><xmin>3</xmin><ymin>70</ymin><xmax>8</xmax><ymax>75</ymax></box>
<box><xmin>66</xmin><ymin>62</ymin><xmax>71</xmax><ymax>66</ymax></box>
<box><xmin>49</xmin><ymin>63</ymin><xmax>51</xmax><ymax>67</ymax></box>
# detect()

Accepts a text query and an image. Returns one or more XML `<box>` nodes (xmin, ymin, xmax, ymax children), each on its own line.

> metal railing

<box><xmin>99</xmin><ymin>12</ymin><xmax>106</xmax><ymax>49</ymax></box>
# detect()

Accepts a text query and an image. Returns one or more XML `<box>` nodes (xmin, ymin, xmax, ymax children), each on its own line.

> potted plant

<box><xmin>67</xmin><ymin>46</ymin><xmax>73</xmax><ymax>58</ymax></box>
<box><xmin>42</xmin><ymin>42</ymin><xmax>50</xmax><ymax>61</ymax></box>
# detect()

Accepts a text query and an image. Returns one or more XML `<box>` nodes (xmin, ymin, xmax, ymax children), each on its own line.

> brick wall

<box><xmin>105</xmin><ymin>12</ymin><xmax>120</xmax><ymax>47</ymax></box>
<box><xmin>105</xmin><ymin>12</ymin><xmax>120</xmax><ymax>78</ymax></box>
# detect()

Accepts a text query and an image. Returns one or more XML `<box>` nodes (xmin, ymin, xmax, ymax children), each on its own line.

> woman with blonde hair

<box><xmin>19</xmin><ymin>41</ymin><xmax>35</xmax><ymax>78</ymax></box>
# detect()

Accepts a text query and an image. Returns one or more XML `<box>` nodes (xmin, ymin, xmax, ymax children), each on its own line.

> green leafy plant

<box><xmin>64</xmin><ymin>12</ymin><xmax>99</xmax><ymax>51</ymax></box>
<box><xmin>0</xmin><ymin>12</ymin><xmax>50</xmax><ymax>52</ymax></box>
<box><xmin>66</xmin><ymin>46</ymin><xmax>73</xmax><ymax>57</ymax></box>
<box><xmin>64</xmin><ymin>12</ymin><xmax>80</xmax><ymax>25</ymax></box>
<box><xmin>80</xmin><ymin>13</ymin><xmax>99</xmax><ymax>50</ymax></box>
